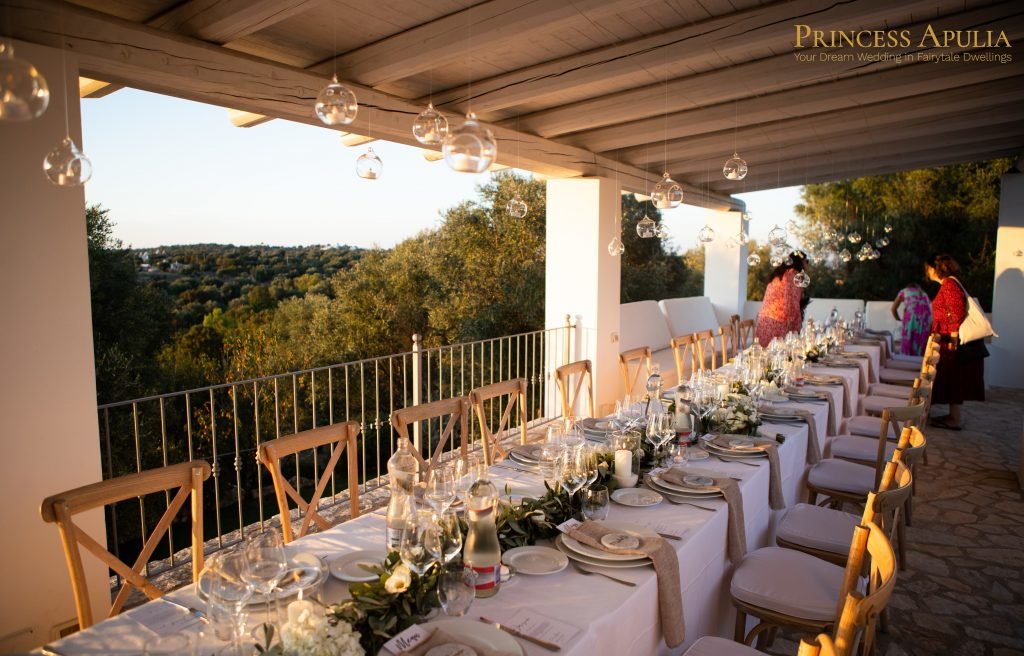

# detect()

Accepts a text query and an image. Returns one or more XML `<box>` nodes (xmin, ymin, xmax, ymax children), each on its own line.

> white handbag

<box><xmin>949</xmin><ymin>277</ymin><xmax>997</xmax><ymax>344</ymax></box>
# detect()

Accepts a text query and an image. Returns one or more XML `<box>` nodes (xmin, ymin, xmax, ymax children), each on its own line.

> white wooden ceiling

<box><xmin>6</xmin><ymin>0</ymin><xmax>1024</xmax><ymax>209</ymax></box>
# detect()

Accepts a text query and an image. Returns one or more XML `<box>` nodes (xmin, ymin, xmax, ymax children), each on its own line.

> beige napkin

<box><xmin>405</xmin><ymin>627</ymin><xmax>518</xmax><ymax>656</ymax></box>
<box><xmin>792</xmin><ymin>409</ymin><xmax>822</xmax><ymax>464</ymax></box>
<box><xmin>568</xmin><ymin>521</ymin><xmax>684</xmax><ymax>648</ymax></box>
<box><xmin>710</xmin><ymin>435</ymin><xmax>784</xmax><ymax>510</ymax></box>
<box><xmin>838</xmin><ymin>377</ymin><xmax>852</xmax><ymax>416</ymax></box>
<box><xmin>660</xmin><ymin>467</ymin><xmax>746</xmax><ymax>564</ymax></box>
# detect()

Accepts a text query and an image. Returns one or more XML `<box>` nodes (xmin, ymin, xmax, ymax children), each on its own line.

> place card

<box><xmin>500</xmin><ymin>609</ymin><xmax>581</xmax><ymax>649</ymax></box>
<box><xmin>383</xmin><ymin>624</ymin><xmax>431</xmax><ymax>654</ymax></box>
<box><xmin>556</xmin><ymin>518</ymin><xmax>582</xmax><ymax>534</ymax></box>
<box><xmin>130</xmin><ymin>600</ymin><xmax>202</xmax><ymax>636</ymax></box>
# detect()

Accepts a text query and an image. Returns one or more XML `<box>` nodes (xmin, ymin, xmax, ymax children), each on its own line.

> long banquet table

<box><xmin>41</xmin><ymin>407</ymin><xmax>836</xmax><ymax>656</ymax></box>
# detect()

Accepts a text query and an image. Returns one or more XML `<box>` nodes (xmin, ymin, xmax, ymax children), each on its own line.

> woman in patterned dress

<box><xmin>891</xmin><ymin>283</ymin><xmax>932</xmax><ymax>356</ymax></box>
<box><xmin>927</xmin><ymin>254</ymin><xmax>987</xmax><ymax>431</ymax></box>
<box><xmin>755</xmin><ymin>252</ymin><xmax>807</xmax><ymax>347</ymax></box>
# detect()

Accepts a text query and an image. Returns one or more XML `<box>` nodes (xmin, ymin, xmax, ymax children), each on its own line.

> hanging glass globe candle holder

<box><xmin>697</xmin><ymin>224</ymin><xmax>715</xmax><ymax>243</ymax></box>
<box><xmin>847</xmin><ymin>231</ymin><xmax>862</xmax><ymax>244</ymax></box>
<box><xmin>884</xmin><ymin>223</ymin><xmax>894</xmax><ymax>233</ymax></box>
<box><xmin>875</xmin><ymin>236</ymin><xmax>890</xmax><ymax>248</ymax></box>
<box><xmin>856</xmin><ymin>244</ymin><xmax>871</xmax><ymax>261</ymax></box>
<box><xmin>314</xmin><ymin>75</ymin><xmax>358</xmax><ymax>126</ymax></box>
<box><xmin>793</xmin><ymin>271</ymin><xmax>811</xmax><ymax>288</ymax></box>
<box><xmin>768</xmin><ymin>224</ymin><xmax>787</xmax><ymax>246</ymax></box>
<box><xmin>784</xmin><ymin>255</ymin><xmax>794</xmax><ymax>266</ymax></box>
<box><xmin>731</xmin><ymin>230</ymin><xmax>749</xmax><ymax>247</ymax></box>
<box><xmin>607</xmin><ymin>235</ymin><xmax>625</xmax><ymax>256</ymax></box>
<box><xmin>43</xmin><ymin>136</ymin><xmax>92</xmax><ymax>186</ymax></box>
<box><xmin>722</xmin><ymin>152</ymin><xmax>748</xmax><ymax>180</ymax></box>
<box><xmin>412</xmin><ymin>103</ymin><xmax>448</xmax><ymax>145</ymax></box>
<box><xmin>746</xmin><ymin>252</ymin><xmax>761</xmax><ymax>267</ymax></box>
<box><xmin>655</xmin><ymin>221</ymin><xmax>669</xmax><ymax>239</ymax></box>
<box><xmin>355</xmin><ymin>147</ymin><xmax>383</xmax><ymax>179</ymax></box>
<box><xmin>769</xmin><ymin>253</ymin><xmax>784</xmax><ymax>267</ymax></box>
<box><xmin>742</xmin><ymin>211</ymin><xmax>753</xmax><ymax>222</ymax></box>
<box><xmin>507</xmin><ymin>193</ymin><xmax>528</xmax><ymax>218</ymax></box>
<box><xmin>636</xmin><ymin>214</ymin><xmax>656</xmax><ymax>238</ymax></box>
<box><xmin>839</xmin><ymin>248</ymin><xmax>852</xmax><ymax>263</ymax></box>
<box><xmin>651</xmin><ymin>172</ymin><xmax>683</xmax><ymax>209</ymax></box>
<box><xmin>0</xmin><ymin>41</ymin><xmax>49</xmax><ymax>121</ymax></box>
<box><xmin>442</xmin><ymin>112</ymin><xmax>497</xmax><ymax>173</ymax></box>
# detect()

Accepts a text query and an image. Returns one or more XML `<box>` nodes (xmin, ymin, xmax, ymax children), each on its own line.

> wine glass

<box><xmin>425</xmin><ymin>510</ymin><xmax>463</xmax><ymax>565</ymax></box>
<box><xmin>539</xmin><ymin>443</ymin><xmax>565</xmax><ymax>490</ymax></box>
<box><xmin>560</xmin><ymin>448</ymin><xmax>588</xmax><ymax>499</ymax></box>
<box><xmin>581</xmin><ymin>446</ymin><xmax>600</xmax><ymax>492</ymax></box>
<box><xmin>399</xmin><ymin>508</ymin><xmax>438</xmax><ymax>576</ymax></box>
<box><xmin>425</xmin><ymin>464</ymin><xmax>456</xmax><ymax>513</ymax></box>
<box><xmin>206</xmin><ymin>550</ymin><xmax>254</xmax><ymax>655</ymax></box>
<box><xmin>452</xmin><ymin>454</ymin><xmax>479</xmax><ymax>507</ymax></box>
<box><xmin>438</xmin><ymin>568</ymin><xmax>476</xmax><ymax>616</ymax></box>
<box><xmin>241</xmin><ymin>529</ymin><xmax>288</xmax><ymax>628</ymax></box>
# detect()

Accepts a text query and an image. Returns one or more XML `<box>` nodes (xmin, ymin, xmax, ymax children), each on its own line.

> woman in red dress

<box><xmin>927</xmin><ymin>254</ymin><xmax>987</xmax><ymax>431</ymax></box>
<box><xmin>755</xmin><ymin>252</ymin><xmax>807</xmax><ymax>346</ymax></box>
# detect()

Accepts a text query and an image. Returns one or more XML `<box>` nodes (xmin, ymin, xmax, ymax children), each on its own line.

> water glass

<box><xmin>438</xmin><ymin>568</ymin><xmax>477</xmax><ymax>616</ymax></box>
<box><xmin>453</xmin><ymin>454</ymin><xmax>479</xmax><ymax>505</ymax></box>
<box><xmin>425</xmin><ymin>465</ymin><xmax>456</xmax><ymax>513</ymax></box>
<box><xmin>425</xmin><ymin>510</ymin><xmax>463</xmax><ymax>564</ymax></box>
<box><xmin>583</xmin><ymin>484</ymin><xmax>610</xmax><ymax>521</ymax></box>
<box><xmin>539</xmin><ymin>443</ymin><xmax>565</xmax><ymax>488</ymax></box>
<box><xmin>241</xmin><ymin>528</ymin><xmax>288</xmax><ymax>626</ymax></box>
<box><xmin>205</xmin><ymin>551</ymin><xmax>254</xmax><ymax>655</ymax></box>
<box><xmin>399</xmin><ymin>508</ymin><xmax>438</xmax><ymax>576</ymax></box>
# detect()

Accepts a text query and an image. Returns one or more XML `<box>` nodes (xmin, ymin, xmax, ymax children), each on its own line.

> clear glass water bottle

<box><xmin>645</xmin><ymin>363</ymin><xmax>663</xmax><ymax>415</ymax></box>
<box><xmin>462</xmin><ymin>475</ymin><xmax>501</xmax><ymax>597</ymax></box>
<box><xmin>386</xmin><ymin>437</ymin><xmax>419</xmax><ymax>552</ymax></box>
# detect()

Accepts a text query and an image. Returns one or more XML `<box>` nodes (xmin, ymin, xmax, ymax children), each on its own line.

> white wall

<box><xmin>703</xmin><ymin>210</ymin><xmax>748</xmax><ymax>321</ymax></box>
<box><xmin>989</xmin><ymin>168</ymin><xmax>1024</xmax><ymax>388</ymax></box>
<box><xmin>545</xmin><ymin>178</ymin><xmax>621</xmax><ymax>415</ymax></box>
<box><xmin>0</xmin><ymin>41</ymin><xmax>108</xmax><ymax>649</ymax></box>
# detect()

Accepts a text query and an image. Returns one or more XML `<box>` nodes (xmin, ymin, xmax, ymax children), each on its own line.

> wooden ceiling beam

<box><xmin>147</xmin><ymin>0</ymin><xmax>328</xmax><ymax>44</ymax></box>
<box><xmin>4</xmin><ymin>0</ymin><xmax>741</xmax><ymax>210</ymax></box>
<box><xmin>427</xmin><ymin>0</ymin><xmax>960</xmax><ymax>117</ymax></box>
<box><xmin>227</xmin><ymin>109</ymin><xmax>274</xmax><ymax>127</ymax></box>
<box><xmin>316</xmin><ymin>0</ymin><xmax>662</xmax><ymax>87</ymax></box>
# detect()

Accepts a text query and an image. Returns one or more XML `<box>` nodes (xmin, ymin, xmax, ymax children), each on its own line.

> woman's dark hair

<box><xmin>929</xmin><ymin>253</ymin><xmax>961</xmax><ymax>278</ymax></box>
<box><xmin>769</xmin><ymin>251</ymin><xmax>807</xmax><ymax>281</ymax></box>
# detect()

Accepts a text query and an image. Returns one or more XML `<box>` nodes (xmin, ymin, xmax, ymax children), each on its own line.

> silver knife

<box><xmin>479</xmin><ymin>617</ymin><xmax>562</xmax><ymax>651</ymax></box>
<box><xmin>162</xmin><ymin>597</ymin><xmax>209</xmax><ymax>623</ymax></box>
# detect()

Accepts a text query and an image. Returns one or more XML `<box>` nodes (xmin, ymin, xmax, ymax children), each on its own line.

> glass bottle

<box><xmin>386</xmin><ymin>437</ymin><xmax>419</xmax><ymax>552</ymax></box>
<box><xmin>462</xmin><ymin>474</ymin><xmax>500</xmax><ymax>598</ymax></box>
<box><xmin>645</xmin><ymin>363</ymin><xmax>663</xmax><ymax>416</ymax></box>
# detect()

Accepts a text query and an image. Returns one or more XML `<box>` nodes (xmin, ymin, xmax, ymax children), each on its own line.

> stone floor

<box><xmin>766</xmin><ymin>387</ymin><xmax>1024</xmax><ymax>656</ymax></box>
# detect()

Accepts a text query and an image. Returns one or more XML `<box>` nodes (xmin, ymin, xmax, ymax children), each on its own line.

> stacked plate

<box><xmin>758</xmin><ymin>405</ymin><xmax>805</xmax><ymax>423</ymax></box>
<box><xmin>507</xmin><ymin>444</ymin><xmax>543</xmax><ymax>469</ymax></box>
<box><xmin>785</xmin><ymin>387</ymin><xmax>826</xmax><ymax>402</ymax></box>
<box><xmin>700</xmin><ymin>435</ymin><xmax>769</xmax><ymax>460</ymax></box>
<box><xmin>554</xmin><ymin>521</ymin><xmax>655</xmax><ymax>568</ymax></box>
<box><xmin>647</xmin><ymin>470</ymin><xmax>728</xmax><ymax>498</ymax></box>
<box><xmin>578</xmin><ymin>417</ymin><xmax>615</xmax><ymax>440</ymax></box>
<box><xmin>804</xmin><ymin>374</ymin><xmax>842</xmax><ymax>385</ymax></box>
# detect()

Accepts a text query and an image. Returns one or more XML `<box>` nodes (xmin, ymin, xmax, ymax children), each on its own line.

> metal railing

<box><xmin>95</xmin><ymin>321</ymin><xmax>574</xmax><ymax>579</ymax></box>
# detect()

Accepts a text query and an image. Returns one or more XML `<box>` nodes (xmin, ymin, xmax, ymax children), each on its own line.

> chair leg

<box><xmin>896</xmin><ymin>512</ymin><xmax>908</xmax><ymax>570</ymax></box>
<box><xmin>734</xmin><ymin>609</ymin><xmax>747</xmax><ymax>643</ymax></box>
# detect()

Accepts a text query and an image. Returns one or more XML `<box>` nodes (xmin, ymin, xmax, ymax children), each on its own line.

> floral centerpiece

<box><xmin>708</xmin><ymin>393</ymin><xmax>761</xmax><ymax>436</ymax></box>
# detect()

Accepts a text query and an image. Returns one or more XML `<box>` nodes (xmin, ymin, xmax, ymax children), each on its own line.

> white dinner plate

<box><xmin>685</xmin><ymin>447</ymin><xmax>710</xmax><ymax>461</ymax></box>
<box><xmin>611</xmin><ymin>487</ymin><xmax>663</xmax><ymax>507</ymax></box>
<box><xmin>507</xmin><ymin>452</ymin><xmax>540</xmax><ymax>469</ymax></box>
<box><xmin>560</xmin><ymin>521</ymin><xmax>657</xmax><ymax>561</ymax></box>
<box><xmin>381</xmin><ymin>618</ymin><xmax>525</xmax><ymax>656</ymax></box>
<box><xmin>728</xmin><ymin>438</ymin><xmax>756</xmax><ymax>450</ymax></box>
<box><xmin>647</xmin><ymin>477</ymin><xmax>724</xmax><ymax>498</ymax></box>
<box><xmin>198</xmin><ymin>552</ymin><xmax>324</xmax><ymax>604</ymax></box>
<box><xmin>509</xmin><ymin>444</ymin><xmax>543</xmax><ymax>462</ymax></box>
<box><xmin>762</xmin><ymin>392</ymin><xmax>788</xmax><ymax>402</ymax></box>
<box><xmin>804</xmin><ymin>375</ymin><xmax>842</xmax><ymax>385</ymax></box>
<box><xmin>329</xmin><ymin>550</ymin><xmax>386</xmax><ymax>582</ymax></box>
<box><xmin>502</xmin><ymin>545</ymin><xmax>569</xmax><ymax>575</ymax></box>
<box><xmin>553</xmin><ymin>536</ymin><xmax>652</xmax><ymax>569</ymax></box>
<box><xmin>702</xmin><ymin>442</ymin><xmax>767</xmax><ymax>459</ymax></box>
<box><xmin>648</xmin><ymin>474</ymin><xmax>720</xmax><ymax>495</ymax></box>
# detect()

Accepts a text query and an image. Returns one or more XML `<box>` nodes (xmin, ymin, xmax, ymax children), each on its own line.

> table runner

<box><xmin>708</xmin><ymin>435</ymin><xmax>783</xmax><ymax>510</ymax></box>
<box><xmin>659</xmin><ymin>468</ymin><xmax>745</xmax><ymax>565</ymax></box>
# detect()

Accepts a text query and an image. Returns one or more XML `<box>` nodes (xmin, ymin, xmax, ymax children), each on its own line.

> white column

<box><xmin>988</xmin><ymin>166</ymin><xmax>1024</xmax><ymax>389</ymax></box>
<box><xmin>0</xmin><ymin>41</ymin><xmax>108</xmax><ymax>649</ymax></box>
<box><xmin>545</xmin><ymin>178</ymin><xmax>621</xmax><ymax>416</ymax></box>
<box><xmin>703</xmin><ymin>210</ymin><xmax>749</xmax><ymax>324</ymax></box>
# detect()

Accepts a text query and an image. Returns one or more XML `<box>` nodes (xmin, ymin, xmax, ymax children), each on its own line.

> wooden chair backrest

<box><xmin>863</xmin><ymin>456</ymin><xmax>913</xmax><ymax>538</ymax></box>
<box><xmin>391</xmin><ymin>397</ymin><xmax>469</xmax><ymax>474</ymax></box>
<box><xmin>619</xmin><ymin>347</ymin><xmax>651</xmax><ymax>399</ymax></box>
<box><xmin>717</xmin><ymin>324</ymin><xmax>736</xmax><ymax>361</ymax></box>
<box><xmin>555</xmin><ymin>360</ymin><xmax>594</xmax><ymax>420</ymax></box>
<box><xmin>469</xmin><ymin>378</ymin><xmax>528</xmax><ymax>465</ymax></box>
<box><xmin>896</xmin><ymin>425</ymin><xmax>927</xmax><ymax>470</ymax></box>
<box><xmin>694</xmin><ymin>329</ymin><xmax>717</xmax><ymax>370</ymax></box>
<box><xmin>737</xmin><ymin>319</ymin><xmax>755</xmax><ymax>352</ymax></box>
<box><xmin>258</xmin><ymin>422</ymin><xmax>360</xmax><ymax>543</ymax></box>
<box><xmin>872</xmin><ymin>401</ymin><xmax>925</xmax><ymax>485</ymax></box>
<box><xmin>830</xmin><ymin>519</ymin><xmax>898</xmax><ymax>656</ymax></box>
<box><xmin>670</xmin><ymin>334</ymin><xmax>699</xmax><ymax>382</ymax></box>
<box><xmin>40</xmin><ymin>460</ymin><xmax>212</xmax><ymax>629</ymax></box>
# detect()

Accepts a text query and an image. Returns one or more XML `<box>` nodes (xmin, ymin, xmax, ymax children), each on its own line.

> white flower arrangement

<box><xmin>716</xmin><ymin>393</ymin><xmax>761</xmax><ymax>435</ymax></box>
<box><xmin>258</xmin><ymin>601</ymin><xmax>365</xmax><ymax>656</ymax></box>
<box><xmin>383</xmin><ymin>564</ymin><xmax>412</xmax><ymax>594</ymax></box>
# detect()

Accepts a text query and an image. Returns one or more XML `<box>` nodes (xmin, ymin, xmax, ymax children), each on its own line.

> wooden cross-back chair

<box><xmin>737</xmin><ymin>319</ymin><xmax>755</xmax><ymax>352</ymax></box>
<box><xmin>258</xmin><ymin>422</ymin><xmax>360</xmax><ymax>544</ymax></box>
<box><xmin>391</xmin><ymin>397</ymin><xmax>469</xmax><ymax>474</ymax></box>
<box><xmin>40</xmin><ymin>460</ymin><xmax>212</xmax><ymax>629</ymax></box>
<box><xmin>670</xmin><ymin>334</ymin><xmax>700</xmax><ymax>382</ymax></box>
<box><xmin>555</xmin><ymin>360</ymin><xmax>594</xmax><ymax>420</ymax></box>
<box><xmin>717</xmin><ymin>324</ymin><xmax>736</xmax><ymax>362</ymax></box>
<box><xmin>618</xmin><ymin>346</ymin><xmax>651</xmax><ymax>399</ymax></box>
<box><xmin>469</xmin><ymin>378</ymin><xmax>528</xmax><ymax>465</ymax></box>
<box><xmin>694</xmin><ymin>329</ymin><xmax>718</xmax><ymax>371</ymax></box>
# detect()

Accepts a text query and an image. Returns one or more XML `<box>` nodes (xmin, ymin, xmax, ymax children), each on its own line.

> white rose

<box><xmin>384</xmin><ymin>564</ymin><xmax>412</xmax><ymax>594</ymax></box>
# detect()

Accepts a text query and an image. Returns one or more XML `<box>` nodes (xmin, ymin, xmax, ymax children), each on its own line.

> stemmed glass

<box><xmin>399</xmin><ymin>507</ymin><xmax>439</xmax><ymax>576</ymax></box>
<box><xmin>453</xmin><ymin>454</ymin><xmax>481</xmax><ymax>506</ymax></box>
<box><xmin>560</xmin><ymin>448</ymin><xmax>588</xmax><ymax>509</ymax></box>
<box><xmin>425</xmin><ymin>464</ymin><xmax>456</xmax><ymax>513</ymax></box>
<box><xmin>241</xmin><ymin>528</ymin><xmax>288</xmax><ymax>628</ymax></box>
<box><xmin>581</xmin><ymin>446</ymin><xmax>600</xmax><ymax>493</ymax></box>
<box><xmin>425</xmin><ymin>510</ymin><xmax>463</xmax><ymax>566</ymax></box>
<box><xmin>539</xmin><ymin>443</ymin><xmax>565</xmax><ymax>490</ymax></box>
<box><xmin>646</xmin><ymin>413</ymin><xmax>674</xmax><ymax>464</ymax></box>
<box><xmin>206</xmin><ymin>551</ymin><xmax>254</xmax><ymax>655</ymax></box>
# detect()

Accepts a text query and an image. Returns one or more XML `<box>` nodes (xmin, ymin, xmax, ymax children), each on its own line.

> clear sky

<box><xmin>81</xmin><ymin>88</ymin><xmax>803</xmax><ymax>251</ymax></box>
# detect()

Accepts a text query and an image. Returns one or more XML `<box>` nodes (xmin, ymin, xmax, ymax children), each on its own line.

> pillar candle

<box><xmin>614</xmin><ymin>449</ymin><xmax>632</xmax><ymax>478</ymax></box>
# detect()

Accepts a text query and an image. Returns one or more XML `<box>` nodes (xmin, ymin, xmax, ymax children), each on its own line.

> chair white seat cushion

<box><xmin>879</xmin><ymin>368</ymin><xmax>917</xmax><ymax>384</ymax></box>
<box><xmin>828</xmin><ymin>435</ymin><xmax>897</xmax><ymax>463</ymax></box>
<box><xmin>730</xmin><ymin>547</ymin><xmax>846</xmax><ymax>622</ymax></box>
<box><xmin>861</xmin><ymin>395</ymin><xmax>904</xmax><ymax>416</ymax></box>
<box><xmin>777</xmin><ymin>503</ymin><xmax>859</xmax><ymax>556</ymax></box>
<box><xmin>807</xmin><ymin>458</ymin><xmax>876</xmax><ymax>495</ymax></box>
<box><xmin>683</xmin><ymin>636</ymin><xmax>763</xmax><ymax>656</ymax></box>
<box><xmin>846</xmin><ymin>415</ymin><xmax>898</xmax><ymax>439</ymax></box>
<box><xmin>868</xmin><ymin>383</ymin><xmax>914</xmax><ymax>398</ymax></box>
<box><xmin>885</xmin><ymin>358</ymin><xmax>921</xmax><ymax>371</ymax></box>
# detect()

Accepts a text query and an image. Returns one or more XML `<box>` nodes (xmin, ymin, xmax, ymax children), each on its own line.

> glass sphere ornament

<box><xmin>636</xmin><ymin>214</ymin><xmax>656</xmax><ymax>238</ymax></box>
<box><xmin>768</xmin><ymin>224</ymin><xmax>787</xmax><ymax>246</ymax></box>
<box><xmin>784</xmin><ymin>255</ymin><xmax>794</xmax><ymax>266</ymax></box>
<box><xmin>742</xmin><ymin>211</ymin><xmax>753</xmax><ymax>222</ymax></box>
<box><xmin>847</xmin><ymin>231</ymin><xmax>862</xmax><ymax>244</ymax></box>
<box><xmin>839</xmin><ymin>248</ymin><xmax>852</xmax><ymax>263</ymax></box>
<box><xmin>770</xmin><ymin>253</ymin><xmax>784</xmax><ymax>267</ymax></box>
<box><xmin>698</xmin><ymin>224</ymin><xmax>715</xmax><ymax>243</ymax></box>
<box><xmin>722</xmin><ymin>152</ymin><xmax>748</xmax><ymax>180</ymax></box>
<box><xmin>794</xmin><ymin>271</ymin><xmax>811</xmax><ymax>288</ymax></box>
<box><xmin>412</xmin><ymin>103</ymin><xmax>449</xmax><ymax>146</ymax></box>
<box><xmin>355</xmin><ymin>147</ymin><xmax>383</xmax><ymax>179</ymax></box>
<box><xmin>875</xmin><ymin>237</ymin><xmax>889</xmax><ymax>248</ymax></box>
<box><xmin>0</xmin><ymin>41</ymin><xmax>49</xmax><ymax>121</ymax></box>
<box><xmin>884</xmin><ymin>223</ymin><xmax>894</xmax><ymax>233</ymax></box>
<box><xmin>607</xmin><ymin>235</ymin><xmax>625</xmax><ymax>256</ymax></box>
<box><xmin>651</xmin><ymin>172</ymin><xmax>683</xmax><ymax>209</ymax></box>
<box><xmin>506</xmin><ymin>193</ymin><xmax>528</xmax><ymax>218</ymax></box>
<box><xmin>314</xmin><ymin>75</ymin><xmax>358</xmax><ymax>126</ymax></box>
<box><xmin>731</xmin><ymin>230</ymin><xmax>748</xmax><ymax>247</ymax></box>
<box><xmin>443</xmin><ymin>112</ymin><xmax>497</xmax><ymax>173</ymax></box>
<box><xmin>655</xmin><ymin>221</ymin><xmax>670</xmax><ymax>239</ymax></box>
<box><xmin>746</xmin><ymin>252</ymin><xmax>761</xmax><ymax>267</ymax></box>
<box><xmin>43</xmin><ymin>136</ymin><xmax>92</xmax><ymax>186</ymax></box>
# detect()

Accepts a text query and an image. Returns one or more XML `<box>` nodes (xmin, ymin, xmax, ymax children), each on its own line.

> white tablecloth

<box><xmin>840</xmin><ymin>343</ymin><xmax>881</xmax><ymax>384</ymax></box>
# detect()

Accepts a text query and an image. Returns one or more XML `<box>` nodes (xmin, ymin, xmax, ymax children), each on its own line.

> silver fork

<box><xmin>713</xmin><ymin>454</ymin><xmax>760</xmax><ymax>467</ymax></box>
<box><xmin>651</xmin><ymin>488</ymin><xmax>716</xmax><ymax>512</ymax></box>
<box><xmin>572</xmin><ymin>562</ymin><xmax>636</xmax><ymax>587</ymax></box>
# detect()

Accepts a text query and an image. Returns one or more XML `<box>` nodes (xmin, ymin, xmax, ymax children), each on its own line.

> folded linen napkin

<box><xmin>660</xmin><ymin>467</ymin><xmax>746</xmax><ymax>565</ymax></box>
<box><xmin>789</xmin><ymin>388</ymin><xmax>837</xmax><ymax>435</ymax></box>
<box><xmin>710</xmin><ymin>435</ymin><xmax>784</xmax><ymax>510</ymax></box>
<box><xmin>792</xmin><ymin>409</ymin><xmax>822</xmax><ymax>464</ymax></box>
<box><xmin>838</xmin><ymin>377</ymin><xmax>852</xmax><ymax>417</ymax></box>
<box><xmin>567</xmin><ymin>521</ymin><xmax>684</xmax><ymax>647</ymax></box>
<box><xmin>404</xmin><ymin>627</ymin><xmax>518</xmax><ymax>656</ymax></box>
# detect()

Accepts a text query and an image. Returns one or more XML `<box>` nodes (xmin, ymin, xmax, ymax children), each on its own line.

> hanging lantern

<box><xmin>506</xmin><ymin>194</ymin><xmax>528</xmax><ymax>218</ymax></box>
<box><xmin>698</xmin><ymin>224</ymin><xmax>715</xmax><ymax>243</ymax></box>
<box><xmin>412</xmin><ymin>103</ymin><xmax>449</xmax><ymax>146</ymax></box>
<box><xmin>314</xmin><ymin>75</ymin><xmax>358</xmax><ymax>126</ymax></box>
<box><xmin>607</xmin><ymin>235</ymin><xmax>625</xmax><ymax>256</ymax></box>
<box><xmin>746</xmin><ymin>252</ymin><xmax>761</xmax><ymax>267</ymax></box>
<box><xmin>0</xmin><ymin>41</ymin><xmax>49</xmax><ymax>121</ymax></box>
<box><xmin>722</xmin><ymin>152</ymin><xmax>748</xmax><ymax>180</ymax></box>
<box><xmin>636</xmin><ymin>214</ymin><xmax>656</xmax><ymax>238</ymax></box>
<box><xmin>355</xmin><ymin>147</ymin><xmax>383</xmax><ymax>179</ymax></box>
<box><xmin>768</xmin><ymin>224</ymin><xmax>787</xmax><ymax>246</ymax></box>
<box><xmin>847</xmin><ymin>231</ymin><xmax>862</xmax><ymax>244</ymax></box>
<box><xmin>794</xmin><ymin>271</ymin><xmax>811</xmax><ymax>288</ymax></box>
<box><xmin>839</xmin><ymin>248</ymin><xmax>852</xmax><ymax>263</ymax></box>
<box><xmin>442</xmin><ymin>112</ymin><xmax>497</xmax><ymax>173</ymax></box>
<box><xmin>43</xmin><ymin>136</ymin><xmax>92</xmax><ymax>186</ymax></box>
<box><xmin>884</xmin><ymin>223</ymin><xmax>894</xmax><ymax>233</ymax></box>
<box><xmin>650</xmin><ymin>172</ymin><xmax>683</xmax><ymax>209</ymax></box>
